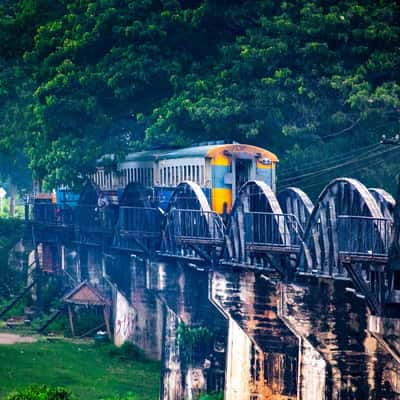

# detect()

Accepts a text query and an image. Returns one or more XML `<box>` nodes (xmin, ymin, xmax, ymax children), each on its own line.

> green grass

<box><xmin>0</xmin><ymin>339</ymin><xmax>160</xmax><ymax>399</ymax></box>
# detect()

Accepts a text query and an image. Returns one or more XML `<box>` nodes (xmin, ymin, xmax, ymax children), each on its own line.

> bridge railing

<box><xmin>31</xmin><ymin>203</ymin><xmax>74</xmax><ymax>226</ymax></box>
<box><xmin>171</xmin><ymin>209</ymin><xmax>225</xmax><ymax>244</ymax></box>
<box><xmin>337</xmin><ymin>215</ymin><xmax>392</xmax><ymax>258</ymax></box>
<box><xmin>74</xmin><ymin>204</ymin><xmax>116</xmax><ymax>233</ymax></box>
<box><xmin>119</xmin><ymin>206</ymin><xmax>163</xmax><ymax>238</ymax></box>
<box><xmin>244</xmin><ymin>212</ymin><xmax>302</xmax><ymax>249</ymax></box>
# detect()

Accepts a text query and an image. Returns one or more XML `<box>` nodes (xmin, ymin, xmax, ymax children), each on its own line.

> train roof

<box><xmin>159</xmin><ymin>143</ymin><xmax>278</xmax><ymax>162</ymax></box>
<box><xmin>123</xmin><ymin>150</ymin><xmax>170</xmax><ymax>162</ymax></box>
<box><xmin>121</xmin><ymin>144</ymin><xmax>278</xmax><ymax>163</ymax></box>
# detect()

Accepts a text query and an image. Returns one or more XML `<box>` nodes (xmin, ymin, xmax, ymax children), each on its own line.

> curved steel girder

<box><xmin>278</xmin><ymin>187</ymin><xmax>314</xmax><ymax>230</ymax></box>
<box><xmin>165</xmin><ymin>181</ymin><xmax>211</xmax><ymax>214</ymax></box>
<box><xmin>240</xmin><ymin>180</ymin><xmax>282</xmax><ymax>214</ymax></box>
<box><xmin>161</xmin><ymin>182</ymin><xmax>219</xmax><ymax>259</ymax></box>
<box><xmin>299</xmin><ymin>178</ymin><xmax>385</xmax><ymax>276</ymax></box>
<box><xmin>369</xmin><ymin>188</ymin><xmax>395</xmax><ymax>221</ymax></box>
<box><xmin>119</xmin><ymin>182</ymin><xmax>152</xmax><ymax>207</ymax></box>
<box><xmin>226</xmin><ymin>180</ymin><xmax>290</xmax><ymax>266</ymax></box>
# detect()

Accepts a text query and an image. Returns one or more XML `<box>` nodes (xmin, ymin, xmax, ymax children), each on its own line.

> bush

<box><xmin>108</xmin><ymin>341</ymin><xmax>147</xmax><ymax>362</ymax></box>
<box><xmin>5</xmin><ymin>384</ymin><xmax>72</xmax><ymax>400</ymax></box>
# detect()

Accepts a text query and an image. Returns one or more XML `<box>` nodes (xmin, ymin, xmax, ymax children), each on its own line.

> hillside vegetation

<box><xmin>0</xmin><ymin>0</ymin><xmax>399</xmax><ymax>196</ymax></box>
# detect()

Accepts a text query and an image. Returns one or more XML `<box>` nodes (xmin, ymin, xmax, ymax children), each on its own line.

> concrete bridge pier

<box><xmin>210</xmin><ymin>268</ymin><xmax>300</xmax><ymax>400</ymax></box>
<box><xmin>104</xmin><ymin>253</ymin><xmax>165</xmax><ymax>360</ymax></box>
<box><xmin>77</xmin><ymin>245</ymin><xmax>105</xmax><ymax>291</ymax></box>
<box><xmin>146</xmin><ymin>261</ymin><xmax>227</xmax><ymax>400</ymax></box>
<box><xmin>278</xmin><ymin>275</ymin><xmax>400</xmax><ymax>399</ymax></box>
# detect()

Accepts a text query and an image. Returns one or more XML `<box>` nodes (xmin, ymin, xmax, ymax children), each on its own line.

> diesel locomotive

<box><xmin>92</xmin><ymin>142</ymin><xmax>278</xmax><ymax>214</ymax></box>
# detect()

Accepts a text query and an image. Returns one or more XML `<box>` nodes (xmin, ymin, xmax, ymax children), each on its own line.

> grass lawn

<box><xmin>0</xmin><ymin>339</ymin><xmax>160</xmax><ymax>399</ymax></box>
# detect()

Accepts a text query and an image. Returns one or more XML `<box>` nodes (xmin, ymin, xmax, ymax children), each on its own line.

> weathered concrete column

<box><xmin>224</xmin><ymin>317</ymin><xmax>267</xmax><ymax>399</ymax></box>
<box><xmin>105</xmin><ymin>254</ymin><xmax>165</xmax><ymax>360</ymax></box>
<box><xmin>279</xmin><ymin>275</ymin><xmax>400</xmax><ymax>399</ymax></box>
<box><xmin>211</xmin><ymin>268</ymin><xmax>298</xmax><ymax>399</ymax></box>
<box><xmin>147</xmin><ymin>261</ymin><xmax>227</xmax><ymax>400</ymax></box>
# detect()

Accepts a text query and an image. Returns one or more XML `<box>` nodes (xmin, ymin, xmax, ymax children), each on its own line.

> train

<box><xmin>91</xmin><ymin>142</ymin><xmax>278</xmax><ymax>214</ymax></box>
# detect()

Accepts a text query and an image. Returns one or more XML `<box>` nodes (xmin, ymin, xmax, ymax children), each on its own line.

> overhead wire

<box><xmin>278</xmin><ymin>145</ymin><xmax>400</xmax><ymax>185</ymax></box>
<box><xmin>287</xmin><ymin>147</ymin><xmax>400</xmax><ymax>192</ymax></box>
<box><xmin>279</xmin><ymin>142</ymin><xmax>382</xmax><ymax>179</ymax></box>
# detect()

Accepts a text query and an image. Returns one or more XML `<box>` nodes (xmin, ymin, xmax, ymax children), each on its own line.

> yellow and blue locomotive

<box><xmin>92</xmin><ymin>142</ymin><xmax>278</xmax><ymax>213</ymax></box>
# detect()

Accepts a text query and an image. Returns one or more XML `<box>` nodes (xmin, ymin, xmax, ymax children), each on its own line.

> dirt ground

<box><xmin>0</xmin><ymin>332</ymin><xmax>37</xmax><ymax>344</ymax></box>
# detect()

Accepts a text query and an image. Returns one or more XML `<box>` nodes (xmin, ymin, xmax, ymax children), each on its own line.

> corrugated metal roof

<box><xmin>123</xmin><ymin>150</ymin><xmax>171</xmax><ymax>162</ymax></box>
<box><xmin>120</xmin><ymin>143</ymin><xmax>278</xmax><ymax>162</ymax></box>
<box><xmin>158</xmin><ymin>145</ymin><xmax>223</xmax><ymax>160</ymax></box>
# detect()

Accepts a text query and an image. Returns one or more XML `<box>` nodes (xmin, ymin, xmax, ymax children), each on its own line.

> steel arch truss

<box><xmin>299</xmin><ymin>178</ymin><xmax>393</xmax><ymax>314</ymax></box>
<box><xmin>369</xmin><ymin>188</ymin><xmax>395</xmax><ymax>221</ymax></box>
<box><xmin>224</xmin><ymin>181</ymin><xmax>302</xmax><ymax>275</ymax></box>
<box><xmin>160</xmin><ymin>182</ymin><xmax>224</xmax><ymax>264</ymax></box>
<box><xmin>114</xmin><ymin>182</ymin><xmax>163</xmax><ymax>255</ymax></box>
<box><xmin>278</xmin><ymin>187</ymin><xmax>314</xmax><ymax>231</ymax></box>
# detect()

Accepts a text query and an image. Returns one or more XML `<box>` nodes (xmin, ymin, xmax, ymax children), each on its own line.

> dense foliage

<box><xmin>5</xmin><ymin>385</ymin><xmax>72</xmax><ymax>400</ymax></box>
<box><xmin>0</xmin><ymin>0</ymin><xmax>399</xmax><ymax>195</ymax></box>
<box><xmin>0</xmin><ymin>218</ymin><xmax>26</xmax><ymax>299</ymax></box>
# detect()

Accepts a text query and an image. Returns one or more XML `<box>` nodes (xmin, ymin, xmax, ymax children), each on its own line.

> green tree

<box><xmin>0</xmin><ymin>0</ymin><xmax>399</xmax><ymax>194</ymax></box>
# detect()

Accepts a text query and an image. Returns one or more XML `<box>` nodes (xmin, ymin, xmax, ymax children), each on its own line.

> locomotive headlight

<box><xmin>260</xmin><ymin>158</ymin><xmax>272</xmax><ymax>165</ymax></box>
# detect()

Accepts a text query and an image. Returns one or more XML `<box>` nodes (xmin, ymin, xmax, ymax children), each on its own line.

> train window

<box><xmin>145</xmin><ymin>168</ymin><xmax>148</xmax><ymax>186</ymax></box>
<box><xmin>147</xmin><ymin>168</ymin><xmax>150</xmax><ymax>186</ymax></box>
<box><xmin>200</xmin><ymin>166</ymin><xmax>204</xmax><ymax>185</ymax></box>
<box><xmin>140</xmin><ymin>168</ymin><xmax>143</xmax><ymax>184</ymax></box>
<box><xmin>179</xmin><ymin>166</ymin><xmax>182</xmax><ymax>182</ymax></box>
<box><xmin>183</xmin><ymin>166</ymin><xmax>186</xmax><ymax>180</ymax></box>
<box><xmin>130</xmin><ymin>168</ymin><xmax>133</xmax><ymax>182</ymax></box>
<box><xmin>175</xmin><ymin>166</ymin><xmax>178</xmax><ymax>186</ymax></box>
<box><xmin>150</xmin><ymin>168</ymin><xmax>154</xmax><ymax>185</ymax></box>
<box><xmin>187</xmin><ymin>165</ymin><xmax>191</xmax><ymax>180</ymax></box>
<box><xmin>196</xmin><ymin>166</ymin><xmax>200</xmax><ymax>184</ymax></box>
<box><xmin>171</xmin><ymin>167</ymin><xmax>175</xmax><ymax>186</ymax></box>
<box><xmin>167</xmin><ymin>167</ymin><xmax>170</xmax><ymax>186</ymax></box>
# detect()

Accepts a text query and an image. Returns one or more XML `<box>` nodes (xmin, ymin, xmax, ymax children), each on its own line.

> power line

<box><xmin>296</xmin><ymin>150</ymin><xmax>400</xmax><ymax>193</ymax></box>
<box><xmin>279</xmin><ymin>146</ymin><xmax>400</xmax><ymax>185</ymax></box>
<box><xmin>279</xmin><ymin>143</ymin><xmax>382</xmax><ymax>179</ymax></box>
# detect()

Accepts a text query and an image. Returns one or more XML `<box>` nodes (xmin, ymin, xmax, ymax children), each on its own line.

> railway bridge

<box><xmin>28</xmin><ymin>177</ymin><xmax>400</xmax><ymax>399</ymax></box>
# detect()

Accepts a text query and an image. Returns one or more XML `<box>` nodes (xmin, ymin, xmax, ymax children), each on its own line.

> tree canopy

<box><xmin>0</xmin><ymin>0</ymin><xmax>399</xmax><ymax>195</ymax></box>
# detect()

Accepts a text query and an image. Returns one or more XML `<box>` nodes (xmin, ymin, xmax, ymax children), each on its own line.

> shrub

<box><xmin>108</xmin><ymin>341</ymin><xmax>147</xmax><ymax>362</ymax></box>
<box><xmin>5</xmin><ymin>384</ymin><xmax>72</xmax><ymax>400</ymax></box>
